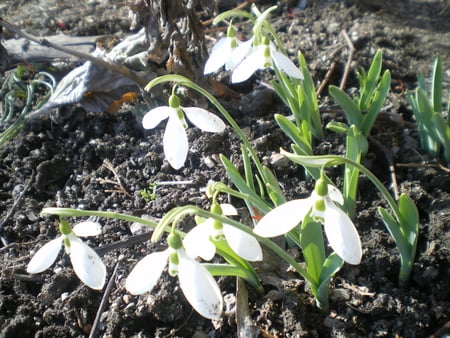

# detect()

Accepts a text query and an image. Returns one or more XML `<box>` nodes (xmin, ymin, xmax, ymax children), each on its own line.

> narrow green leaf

<box><xmin>275</xmin><ymin>114</ymin><xmax>312</xmax><ymax>155</ymax></box>
<box><xmin>378</xmin><ymin>207</ymin><xmax>409</xmax><ymax>261</ymax></box>
<box><xmin>360</xmin><ymin>50</ymin><xmax>383</xmax><ymax>111</ymax></box>
<box><xmin>262</xmin><ymin>166</ymin><xmax>286</xmax><ymax>206</ymax></box>
<box><xmin>241</xmin><ymin>145</ymin><xmax>255</xmax><ymax>192</ymax></box>
<box><xmin>329</xmin><ymin>85</ymin><xmax>363</xmax><ymax>127</ymax></box>
<box><xmin>431</xmin><ymin>54</ymin><xmax>442</xmax><ymax>112</ymax></box>
<box><xmin>318</xmin><ymin>253</ymin><xmax>344</xmax><ymax>289</ymax></box>
<box><xmin>300</xmin><ymin>216</ymin><xmax>325</xmax><ymax>284</ymax></box>
<box><xmin>362</xmin><ymin>69</ymin><xmax>391</xmax><ymax>136</ymax></box>
<box><xmin>397</xmin><ymin>194</ymin><xmax>419</xmax><ymax>246</ymax></box>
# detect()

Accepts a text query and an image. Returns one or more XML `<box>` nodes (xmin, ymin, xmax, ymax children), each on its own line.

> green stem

<box><xmin>41</xmin><ymin>207</ymin><xmax>161</xmax><ymax>230</ymax></box>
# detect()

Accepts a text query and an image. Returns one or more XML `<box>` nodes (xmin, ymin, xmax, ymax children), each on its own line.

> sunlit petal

<box><xmin>223</xmin><ymin>224</ymin><xmax>263</xmax><ymax>261</ymax></box>
<box><xmin>271</xmin><ymin>50</ymin><xmax>303</xmax><ymax>79</ymax></box>
<box><xmin>204</xmin><ymin>37</ymin><xmax>229</xmax><ymax>74</ymax></box>
<box><xmin>323</xmin><ymin>201</ymin><xmax>362</xmax><ymax>265</ymax></box>
<box><xmin>142</xmin><ymin>106</ymin><xmax>171</xmax><ymax>129</ymax></box>
<box><xmin>220</xmin><ymin>203</ymin><xmax>238</xmax><ymax>216</ymax></box>
<box><xmin>184</xmin><ymin>222</ymin><xmax>216</xmax><ymax>261</ymax></box>
<box><xmin>27</xmin><ymin>237</ymin><xmax>63</xmax><ymax>274</ymax></box>
<box><xmin>177</xmin><ymin>249</ymin><xmax>223</xmax><ymax>320</ymax></box>
<box><xmin>125</xmin><ymin>250</ymin><xmax>170</xmax><ymax>295</ymax></box>
<box><xmin>72</xmin><ymin>221</ymin><xmax>102</xmax><ymax>237</ymax></box>
<box><xmin>327</xmin><ymin>184</ymin><xmax>344</xmax><ymax>205</ymax></box>
<box><xmin>254</xmin><ymin>198</ymin><xmax>313</xmax><ymax>237</ymax></box>
<box><xmin>69</xmin><ymin>235</ymin><xmax>106</xmax><ymax>289</ymax></box>
<box><xmin>231</xmin><ymin>50</ymin><xmax>263</xmax><ymax>83</ymax></box>
<box><xmin>163</xmin><ymin>115</ymin><xmax>188</xmax><ymax>169</ymax></box>
<box><xmin>183</xmin><ymin>107</ymin><xmax>226</xmax><ymax>133</ymax></box>
<box><xmin>228</xmin><ymin>37</ymin><xmax>253</xmax><ymax>70</ymax></box>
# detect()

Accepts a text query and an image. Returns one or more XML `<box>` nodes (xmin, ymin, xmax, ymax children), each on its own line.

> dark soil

<box><xmin>1</xmin><ymin>1</ymin><xmax>449</xmax><ymax>337</ymax></box>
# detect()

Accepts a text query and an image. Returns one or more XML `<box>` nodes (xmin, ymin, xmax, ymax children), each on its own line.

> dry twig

<box><xmin>97</xmin><ymin>159</ymin><xmax>131</xmax><ymax>196</ymax></box>
<box><xmin>340</xmin><ymin>29</ymin><xmax>355</xmax><ymax>90</ymax></box>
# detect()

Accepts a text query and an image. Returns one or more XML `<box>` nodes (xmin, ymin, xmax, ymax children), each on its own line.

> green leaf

<box><xmin>262</xmin><ymin>166</ymin><xmax>286</xmax><ymax>206</ymax></box>
<box><xmin>220</xmin><ymin>154</ymin><xmax>271</xmax><ymax>213</ymax></box>
<box><xmin>431</xmin><ymin>53</ymin><xmax>442</xmax><ymax>112</ymax></box>
<box><xmin>362</xmin><ymin>69</ymin><xmax>391</xmax><ymax>136</ymax></box>
<box><xmin>241</xmin><ymin>145</ymin><xmax>255</xmax><ymax>192</ymax></box>
<box><xmin>397</xmin><ymin>194</ymin><xmax>419</xmax><ymax>246</ymax></box>
<box><xmin>378</xmin><ymin>207</ymin><xmax>409</xmax><ymax>261</ymax></box>
<box><xmin>326</xmin><ymin>121</ymin><xmax>349</xmax><ymax>134</ymax></box>
<box><xmin>360</xmin><ymin>49</ymin><xmax>383</xmax><ymax>111</ymax></box>
<box><xmin>300</xmin><ymin>217</ymin><xmax>325</xmax><ymax>284</ymax></box>
<box><xmin>318</xmin><ymin>253</ymin><xmax>344</xmax><ymax>291</ymax></box>
<box><xmin>275</xmin><ymin>114</ymin><xmax>312</xmax><ymax>155</ymax></box>
<box><xmin>316</xmin><ymin>253</ymin><xmax>344</xmax><ymax>309</ymax></box>
<box><xmin>329</xmin><ymin>85</ymin><xmax>363</xmax><ymax>127</ymax></box>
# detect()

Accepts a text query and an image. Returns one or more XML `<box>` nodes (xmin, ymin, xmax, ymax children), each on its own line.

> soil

<box><xmin>1</xmin><ymin>0</ymin><xmax>449</xmax><ymax>337</ymax></box>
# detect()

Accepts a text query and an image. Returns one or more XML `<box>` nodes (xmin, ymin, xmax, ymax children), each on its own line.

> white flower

<box><xmin>204</xmin><ymin>29</ymin><xmax>253</xmax><ymax>74</ymax></box>
<box><xmin>125</xmin><ymin>233</ymin><xmax>223</xmax><ymax>320</ymax></box>
<box><xmin>231</xmin><ymin>38</ymin><xmax>303</xmax><ymax>83</ymax></box>
<box><xmin>27</xmin><ymin>221</ymin><xmax>106</xmax><ymax>290</ymax></box>
<box><xmin>253</xmin><ymin>182</ymin><xmax>362</xmax><ymax>265</ymax></box>
<box><xmin>142</xmin><ymin>94</ymin><xmax>226</xmax><ymax>169</ymax></box>
<box><xmin>184</xmin><ymin>203</ymin><xmax>263</xmax><ymax>262</ymax></box>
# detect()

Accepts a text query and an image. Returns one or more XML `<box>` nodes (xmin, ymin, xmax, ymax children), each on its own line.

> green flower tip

<box><xmin>210</xmin><ymin>202</ymin><xmax>223</xmax><ymax>215</ymax></box>
<box><xmin>168</xmin><ymin>94</ymin><xmax>180</xmax><ymax>109</ymax></box>
<box><xmin>314</xmin><ymin>197</ymin><xmax>326</xmax><ymax>213</ymax></box>
<box><xmin>168</xmin><ymin>252</ymin><xmax>179</xmax><ymax>276</ymax></box>
<box><xmin>315</xmin><ymin>178</ymin><xmax>328</xmax><ymax>197</ymax></box>
<box><xmin>59</xmin><ymin>219</ymin><xmax>72</xmax><ymax>235</ymax></box>
<box><xmin>167</xmin><ymin>232</ymin><xmax>183</xmax><ymax>250</ymax></box>
<box><xmin>226</xmin><ymin>24</ymin><xmax>236</xmax><ymax>38</ymax></box>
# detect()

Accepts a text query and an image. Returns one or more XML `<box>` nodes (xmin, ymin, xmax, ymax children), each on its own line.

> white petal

<box><xmin>231</xmin><ymin>50</ymin><xmax>263</xmax><ymax>83</ymax></box>
<box><xmin>253</xmin><ymin>198</ymin><xmax>313</xmax><ymax>237</ymax></box>
<box><xmin>72</xmin><ymin>221</ymin><xmax>102</xmax><ymax>237</ymax></box>
<box><xmin>327</xmin><ymin>184</ymin><xmax>344</xmax><ymax>206</ymax></box>
<box><xmin>163</xmin><ymin>115</ymin><xmax>188</xmax><ymax>169</ymax></box>
<box><xmin>271</xmin><ymin>50</ymin><xmax>303</xmax><ymax>79</ymax></box>
<box><xmin>204</xmin><ymin>37</ymin><xmax>230</xmax><ymax>74</ymax></box>
<box><xmin>223</xmin><ymin>224</ymin><xmax>263</xmax><ymax>261</ymax></box>
<box><xmin>220</xmin><ymin>203</ymin><xmax>238</xmax><ymax>216</ymax></box>
<box><xmin>183</xmin><ymin>107</ymin><xmax>226</xmax><ymax>133</ymax></box>
<box><xmin>177</xmin><ymin>250</ymin><xmax>223</xmax><ymax>320</ymax></box>
<box><xmin>27</xmin><ymin>237</ymin><xmax>63</xmax><ymax>274</ymax></box>
<box><xmin>142</xmin><ymin>106</ymin><xmax>170</xmax><ymax>129</ymax></box>
<box><xmin>323</xmin><ymin>201</ymin><xmax>362</xmax><ymax>265</ymax></box>
<box><xmin>125</xmin><ymin>250</ymin><xmax>170</xmax><ymax>295</ymax></box>
<box><xmin>183</xmin><ymin>222</ymin><xmax>216</xmax><ymax>261</ymax></box>
<box><xmin>69</xmin><ymin>236</ymin><xmax>106</xmax><ymax>289</ymax></box>
<box><xmin>227</xmin><ymin>37</ymin><xmax>253</xmax><ymax>70</ymax></box>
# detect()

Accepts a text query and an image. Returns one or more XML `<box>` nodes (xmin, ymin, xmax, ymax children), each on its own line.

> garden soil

<box><xmin>0</xmin><ymin>0</ymin><xmax>449</xmax><ymax>337</ymax></box>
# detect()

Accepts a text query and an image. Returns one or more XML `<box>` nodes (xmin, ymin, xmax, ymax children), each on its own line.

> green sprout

<box><xmin>407</xmin><ymin>53</ymin><xmax>450</xmax><ymax>165</ymax></box>
<box><xmin>327</xmin><ymin>50</ymin><xmax>391</xmax><ymax>217</ymax></box>
<box><xmin>0</xmin><ymin>65</ymin><xmax>55</xmax><ymax>144</ymax></box>
<box><xmin>140</xmin><ymin>182</ymin><xmax>158</xmax><ymax>203</ymax></box>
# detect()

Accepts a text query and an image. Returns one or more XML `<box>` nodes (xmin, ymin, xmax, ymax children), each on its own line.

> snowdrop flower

<box><xmin>125</xmin><ymin>232</ymin><xmax>223</xmax><ymax>320</ymax></box>
<box><xmin>231</xmin><ymin>36</ymin><xmax>303</xmax><ymax>83</ymax></box>
<box><xmin>27</xmin><ymin>220</ymin><xmax>106</xmax><ymax>289</ymax></box>
<box><xmin>204</xmin><ymin>25</ymin><xmax>252</xmax><ymax>74</ymax></box>
<box><xmin>254</xmin><ymin>178</ymin><xmax>362</xmax><ymax>265</ymax></box>
<box><xmin>142</xmin><ymin>93</ymin><xmax>226</xmax><ymax>169</ymax></box>
<box><xmin>184</xmin><ymin>203</ymin><xmax>263</xmax><ymax>262</ymax></box>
